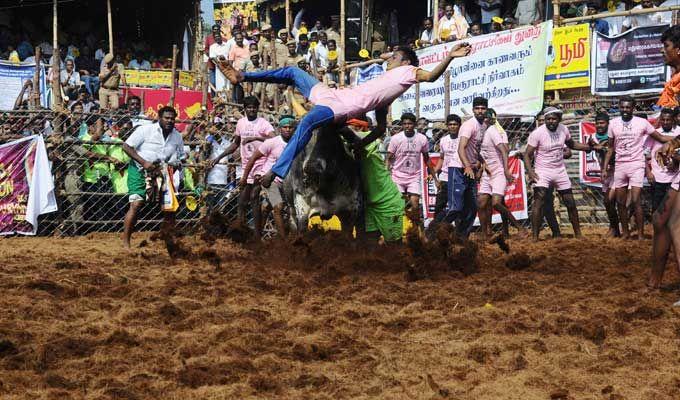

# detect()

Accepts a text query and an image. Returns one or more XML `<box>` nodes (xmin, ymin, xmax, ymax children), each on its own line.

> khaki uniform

<box><xmin>275</xmin><ymin>40</ymin><xmax>289</xmax><ymax>68</ymax></box>
<box><xmin>99</xmin><ymin>63</ymin><xmax>124</xmax><ymax>110</ymax></box>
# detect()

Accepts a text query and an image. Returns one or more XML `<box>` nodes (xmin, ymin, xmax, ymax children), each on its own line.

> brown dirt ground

<box><xmin>1</xmin><ymin>227</ymin><xmax>680</xmax><ymax>400</ymax></box>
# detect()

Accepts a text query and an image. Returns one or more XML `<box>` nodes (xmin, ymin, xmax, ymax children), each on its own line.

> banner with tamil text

<box><xmin>124</xmin><ymin>70</ymin><xmax>196</xmax><ymax>89</ymax></box>
<box><xmin>391</xmin><ymin>21</ymin><xmax>551</xmax><ymax>120</ymax></box>
<box><xmin>0</xmin><ymin>135</ymin><xmax>57</xmax><ymax>235</ymax></box>
<box><xmin>591</xmin><ymin>24</ymin><xmax>669</xmax><ymax>96</ymax></box>
<box><xmin>0</xmin><ymin>61</ymin><xmax>47</xmax><ymax>110</ymax></box>
<box><xmin>545</xmin><ymin>23</ymin><xmax>590</xmax><ymax>90</ymax></box>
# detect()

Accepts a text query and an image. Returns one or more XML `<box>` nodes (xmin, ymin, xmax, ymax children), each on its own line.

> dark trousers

<box><xmin>651</xmin><ymin>182</ymin><xmax>672</xmax><ymax>213</ymax></box>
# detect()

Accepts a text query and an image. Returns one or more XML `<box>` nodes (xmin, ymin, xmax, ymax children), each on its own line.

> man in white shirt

<box><xmin>121</xmin><ymin>106</ymin><xmax>185</xmax><ymax>248</ymax></box>
<box><xmin>209</xmin><ymin>31</ymin><xmax>231</xmax><ymax>90</ymax></box>
<box><xmin>128</xmin><ymin>52</ymin><xmax>151</xmax><ymax>70</ymax></box>
<box><xmin>419</xmin><ymin>17</ymin><xmax>434</xmax><ymax>47</ymax></box>
<box><xmin>623</xmin><ymin>0</ymin><xmax>666</xmax><ymax>31</ymax></box>
<box><xmin>438</xmin><ymin>4</ymin><xmax>469</xmax><ymax>42</ymax></box>
<box><xmin>205</xmin><ymin>116</ymin><xmax>238</xmax><ymax>211</ymax></box>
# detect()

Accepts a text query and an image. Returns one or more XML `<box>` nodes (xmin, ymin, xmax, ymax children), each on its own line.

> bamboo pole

<box><xmin>33</xmin><ymin>46</ymin><xmax>42</xmax><ymax>109</ymax></box>
<box><xmin>562</xmin><ymin>4</ymin><xmax>680</xmax><ymax>24</ymax></box>
<box><xmin>415</xmin><ymin>82</ymin><xmax>420</xmax><ymax>119</ymax></box>
<box><xmin>433</xmin><ymin>0</ymin><xmax>439</xmax><ymax>43</ymax></box>
<box><xmin>107</xmin><ymin>0</ymin><xmax>114</xmax><ymax>54</ymax></box>
<box><xmin>52</xmin><ymin>0</ymin><xmax>62</xmax><ymax>110</ymax></box>
<box><xmin>552</xmin><ymin>0</ymin><xmax>560</xmax><ymax>26</ymax></box>
<box><xmin>169</xmin><ymin>44</ymin><xmax>178</xmax><ymax>107</ymax></box>
<box><xmin>285</xmin><ymin>0</ymin><xmax>291</xmax><ymax>32</ymax></box>
<box><xmin>340</xmin><ymin>0</ymin><xmax>345</xmax><ymax>87</ymax></box>
<box><xmin>201</xmin><ymin>60</ymin><xmax>208</xmax><ymax>109</ymax></box>
<box><xmin>444</xmin><ymin>71</ymin><xmax>450</xmax><ymax>118</ymax></box>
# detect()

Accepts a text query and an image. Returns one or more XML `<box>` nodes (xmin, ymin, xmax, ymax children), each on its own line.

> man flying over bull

<box><xmin>215</xmin><ymin>42</ymin><xmax>472</xmax><ymax>187</ymax></box>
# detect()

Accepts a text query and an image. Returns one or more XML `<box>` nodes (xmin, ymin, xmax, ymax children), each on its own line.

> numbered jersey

<box><xmin>388</xmin><ymin>131</ymin><xmax>429</xmax><ymax>185</ymax></box>
<box><xmin>608</xmin><ymin>116</ymin><xmax>656</xmax><ymax>164</ymax></box>
<box><xmin>527</xmin><ymin>124</ymin><xmax>570</xmax><ymax>171</ymax></box>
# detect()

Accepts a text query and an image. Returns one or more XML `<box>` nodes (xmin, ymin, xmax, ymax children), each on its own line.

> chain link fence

<box><xmin>1</xmin><ymin>105</ymin><xmax>632</xmax><ymax>238</ymax></box>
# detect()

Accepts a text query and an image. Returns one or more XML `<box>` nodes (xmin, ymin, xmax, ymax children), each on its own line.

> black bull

<box><xmin>281</xmin><ymin>125</ymin><xmax>361</xmax><ymax>234</ymax></box>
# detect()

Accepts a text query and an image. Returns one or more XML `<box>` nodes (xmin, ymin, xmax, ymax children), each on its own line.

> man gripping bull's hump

<box><xmin>215</xmin><ymin>42</ymin><xmax>473</xmax><ymax>187</ymax></box>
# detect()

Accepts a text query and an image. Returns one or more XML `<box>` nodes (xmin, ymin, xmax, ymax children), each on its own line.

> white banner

<box><xmin>0</xmin><ymin>61</ymin><xmax>47</xmax><ymax>110</ymax></box>
<box><xmin>391</xmin><ymin>22</ymin><xmax>551</xmax><ymax>120</ymax></box>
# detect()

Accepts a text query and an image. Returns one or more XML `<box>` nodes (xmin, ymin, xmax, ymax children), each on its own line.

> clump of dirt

<box><xmin>200</xmin><ymin>211</ymin><xmax>254</xmax><ymax>244</ymax></box>
<box><xmin>158</xmin><ymin>302</ymin><xmax>184</xmax><ymax>324</ymax></box>
<box><xmin>0</xmin><ymin>339</ymin><xmax>18</xmax><ymax>357</ymax></box>
<box><xmin>44</xmin><ymin>372</ymin><xmax>77</xmax><ymax>389</ymax></box>
<box><xmin>617</xmin><ymin>305</ymin><xmax>664</xmax><ymax>321</ymax></box>
<box><xmin>506</xmin><ymin>252</ymin><xmax>532</xmax><ymax>271</ymax></box>
<box><xmin>511</xmin><ymin>353</ymin><xmax>528</xmax><ymax>370</ymax></box>
<box><xmin>550</xmin><ymin>388</ymin><xmax>570</xmax><ymax>399</ymax></box>
<box><xmin>53</xmin><ymin>260</ymin><xmax>83</xmax><ymax>270</ymax></box>
<box><xmin>151</xmin><ymin>220</ymin><xmax>191</xmax><ymax>259</ymax></box>
<box><xmin>489</xmin><ymin>233</ymin><xmax>510</xmax><ymax>253</ymax></box>
<box><xmin>24</xmin><ymin>279</ymin><xmax>76</xmax><ymax>298</ymax></box>
<box><xmin>104</xmin><ymin>329</ymin><xmax>140</xmax><ymax>347</ymax></box>
<box><xmin>567</xmin><ymin>321</ymin><xmax>607</xmax><ymax>345</ymax></box>
<box><xmin>177</xmin><ymin>360</ymin><xmax>255</xmax><ymax>388</ymax></box>
<box><xmin>466</xmin><ymin>344</ymin><xmax>499</xmax><ymax>364</ymax></box>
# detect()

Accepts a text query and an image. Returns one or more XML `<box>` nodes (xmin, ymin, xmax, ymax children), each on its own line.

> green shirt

<box><xmin>107</xmin><ymin>137</ymin><xmax>130</xmax><ymax>194</ymax></box>
<box><xmin>81</xmin><ymin>133</ymin><xmax>110</xmax><ymax>184</ymax></box>
<box><xmin>358</xmin><ymin>133</ymin><xmax>404</xmax><ymax>217</ymax></box>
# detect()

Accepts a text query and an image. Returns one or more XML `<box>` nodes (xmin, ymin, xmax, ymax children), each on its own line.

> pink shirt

<box><xmin>388</xmin><ymin>131</ymin><xmax>429</xmax><ymax>185</ymax></box>
<box><xmin>480</xmin><ymin>125</ymin><xmax>508</xmax><ymax>174</ymax></box>
<box><xmin>309</xmin><ymin>65</ymin><xmax>418</xmax><ymax>121</ymax></box>
<box><xmin>647</xmin><ymin>127</ymin><xmax>679</xmax><ymax>183</ymax></box>
<box><xmin>228</xmin><ymin>44</ymin><xmax>250</xmax><ymax>70</ymax></box>
<box><xmin>438</xmin><ymin>134</ymin><xmax>462</xmax><ymax>181</ymax></box>
<box><xmin>527</xmin><ymin>124</ymin><xmax>570</xmax><ymax>171</ymax></box>
<box><xmin>258</xmin><ymin>136</ymin><xmax>288</xmax><ymax>183</ymax></box>
<box><xmin>236</xmin><ymin>117</ymin><xmax>275</xmax><ymax>179</ymax></box>
<box><xmin>608</xmin><ymin>116</ymin><xmax>656</xmax><ymax>165</ymax></box>
<box><xmin>458</xmin><ymin>117</ymin><xmax>484</xmax><ymax>166</ymax></box>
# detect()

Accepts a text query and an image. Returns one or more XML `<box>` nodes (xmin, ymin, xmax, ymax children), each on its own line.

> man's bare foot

<box><xmin>488</xmin><ymin>233</ymin><xmax>510</xmax><ymax>253</ymax></box>
<box><xmin>215</xmin><ymin>59</ymin><xmax>243</xmax><ymax>84</ymax></box>
<box><xmin>606</xmin><ymin>228</ymin><xmax>620</xmax><ymax>238</ymax></box>
<box><xmin>123</xmin><ymin>240</ymin><xmax>131</xmax><ymax>249</ymax></box>
<box><xmin>260</xmin><ymin>171</ymin><xmax>275</xmax><ymax>188</ymax></box>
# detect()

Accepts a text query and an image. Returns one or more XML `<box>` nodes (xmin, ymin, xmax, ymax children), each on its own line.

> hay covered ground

<box><xmin>1</xmin><ymin>227</ymin><xmax>679</xmax><ymax>399</ymax></box>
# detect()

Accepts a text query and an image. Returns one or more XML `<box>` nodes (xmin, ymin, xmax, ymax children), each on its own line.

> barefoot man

<box><xmin>589</xmin><ymin>112</ymin><xmax>620</xmax><ymax>237</ymax></box>
<box><xmin>603</xmin><ymin>97</ymin><xmax>675</xmax><ymax>239</ymax></box>
<box><xmin>215</xmin><ymin>43</ymin><xmax>472</xmax><ymax>187</ymax></box>
<box><xmin>477</xmin><ymin>109</ymin><xmax>527</xmax><ymax>239</ymax></box>
<box><xmin>524</xmin><ymin>107</ymin><xmax>593</xmax><ymax>241</ymax></box>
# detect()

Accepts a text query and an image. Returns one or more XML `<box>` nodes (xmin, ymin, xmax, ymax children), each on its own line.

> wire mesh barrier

<box><xmin>0</xmin><ymin>108</ymin><xmax>630</xmax><ymax>238</ymax></box>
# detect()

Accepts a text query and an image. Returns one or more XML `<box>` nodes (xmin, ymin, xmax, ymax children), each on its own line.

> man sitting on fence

<box><xmin>215</xmin><ymin>42</ymin><xmax>472</xmax><ymax>188</ymax></box>
<box><xmin>121</xmin><ymin>106</ymin><xmax>185</xmax><ymax>248</ymax></box>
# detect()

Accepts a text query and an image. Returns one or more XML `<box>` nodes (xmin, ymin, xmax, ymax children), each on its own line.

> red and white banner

<box><xmin>579</xmin><ymin>121</ymin><xmax>602</xmax><ymax>187</ymax></box>
<box><xmin>120</xmin><ymin>88</ymin><xmax>212</xmax><ymax>130</ymax></box>
<box><xmin>421</xmin><ymin>153</ymin><xmax>528</xmax><ymax>225</ymax></box>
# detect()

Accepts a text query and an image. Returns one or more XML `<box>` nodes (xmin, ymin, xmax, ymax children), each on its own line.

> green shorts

<box><xmin>365</xmin><ymin>210</ymin><xmax>403</xmax><ymax>243</ymax></box>
<box><xmin>127</xmin><ymin>163</ymin><xmax>146</xmax><ymax>202</ymax></box>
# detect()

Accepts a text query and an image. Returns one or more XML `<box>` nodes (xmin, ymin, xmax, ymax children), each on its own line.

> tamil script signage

<box><xmin>391</xmin><ymin>21</ymin><xmax>551</xmax><ymax>120</ymax></box>
<box><xmin>545</xmin><ymin>23</ymin><xmax>590</xmax><ymax>90</ymax></box>
<box><xmin>591</xmin><ymin>24</ymin><xmax>669</xmax><ymax>96</ymax></box>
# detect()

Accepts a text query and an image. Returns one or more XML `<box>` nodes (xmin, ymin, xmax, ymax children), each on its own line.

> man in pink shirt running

<box><xmin>477</xmin><ymin>109</ymin><xmax>527</xmax><ymax>239</ymax></box>
<box><xmin>216</xmin><ymin>43</ymin><xmax>472</xmax><ymax>187</ymax></box>
<box><xmin>603</xmin><ymin>97</ymin><xmax>675</xmax><ymax>239</ymax></box>
<box><xmin>645</xmin><ymin>108</ymin><xmax>679</xmax><ymax>213</ymax></box>
<box><xmin>524</xmin><ymin>107</ymin><xmax>593</xmax><ymax>241</ymax></box>
<box><xmin>208</xmin><ymin>96</ymin><xmax>275</xmax><ymax>240</ymax></box>
<box><xmin>386</xmin><ymin>112</ymin><xmax>436</xmax><ymax>224</ymax></box>
<box><xmin>241</xmin><ymin>115</ymin><xmax>294</xmax><ymax>239</ymax></box>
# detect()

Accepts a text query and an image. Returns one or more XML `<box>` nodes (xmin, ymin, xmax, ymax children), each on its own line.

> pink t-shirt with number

<box><xmin>309</xmin><ymin>65</ymin><xmax>418</xmax><ymax>121</ymax></box>
<box><xmin>527</xmin><ymin>124</ymin><xmax>570</xmax><ymax>171</ymax></box>
<box><xmin>438</xmin><ymin>134</ymin><xmax>462</xmax><ymax>181</ymax></box>
<box><xmin>480</xmin><ymin>125</ymin><xmax>508</xmax><ymax>175</ymax></box>
<box><xmin>458</xmin><ymin>117</ymin><xmax>483</xmax><ymax>166</ymax></box>
<box><xmin>608</xmin><ymin>116</ymin><xmax>656</xmax><ymax>165</ymax></box>
<box><xmin>235</xmin><ymin>117</ymin><xmax>275</xmax><ymax>180</ymax></box>
<box><xmin>646</xmin><ymin>127</ymin><xmax>679</xmax><ymax>183</ymax></box>
<box><xmin>258</xmin><ymin>135</ymin><xmax>288</xmax><ymax>183</ymax></box>
<box><xmin>388</xmin><ymin>131</ymin><xmax>429</xmax><ymax>185</ymax></box>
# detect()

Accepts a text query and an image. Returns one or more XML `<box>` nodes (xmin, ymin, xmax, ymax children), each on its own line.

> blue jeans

<box><xmin>434</xmin><ymin>167</ymin><xmax>477</xmax><ymax>238</ymax></box>
<box><xmin>271</xmin><ymin>105</ymin><xmax>335</xmax><ymax>178</ymax></box>
<box><xmin>81</xmin><ymin>75</ymin><xmax>100</xmax><ymax>96</ymax></box>
<box><xmin>244</xmin><ymin>67</ymin><xmax>336</xmax><ymax>179</ymax></box>
<box><xmin>243</xmin><ymin>66</ymin><xmax>320</xmax><ymax>99</ymax></box>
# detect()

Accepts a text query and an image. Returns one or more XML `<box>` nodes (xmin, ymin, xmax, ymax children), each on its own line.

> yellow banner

<box><xmin>545</xmin><ymin>24</ymin><xmax>590</xmax><ymax>90</ymax></box>
<box><xmin>124</xmin><ymin>69</ymin><xmax>195</xmax><ymax>88</ymax></box>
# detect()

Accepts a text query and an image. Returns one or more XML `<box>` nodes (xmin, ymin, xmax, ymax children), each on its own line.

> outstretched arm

<box><xmin>565</xmin><ymin>137</ymin><xmax>593</xmax><ymax>152</ymax></box>
<box><xmin>416</xmin><ymin>43</ymin><xmax>471</xmax><ymax>83</ymax></box>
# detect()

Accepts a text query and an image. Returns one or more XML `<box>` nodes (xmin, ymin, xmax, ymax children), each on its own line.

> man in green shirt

<box><xmin>81</xmin><ymin>119</ymin><xmax>121</xmax><ymax>220</ymax></box>
<box><xmin>341</xmin><ymin>108</ymin><xmax>404</xmax><ymax>243</ymax></box>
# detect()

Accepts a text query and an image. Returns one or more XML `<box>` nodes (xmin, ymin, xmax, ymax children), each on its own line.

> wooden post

<box><xmin>444</xmin><ymin>71</ymin><xmax>450</xmax><ymax>118</ymax></box>
<box><xmin>33</xmin><ymin>46</ymin><xmax>42</xmax><ymax>109</ymax></box>
<box><xmin>414</xmin><ymin>82</ymin><xmax>420</xmax><ymax>119</ymax></box>
<box><xmin>169</xmin><ymin>44</ymin><xmax>178</xmax><ymax>107</ymax></box>
<box><xmin>201</xmin><ymin>60</ymin><xmax>208</xmax><ymax>109</ymax></box>
<box><xmin>340</xmin><ymin>0</ymin><xmax>345</xmax><ymax>73</ymax></box>
<box><xmin>285</xmin><ymin>0</ymin><xmax>291</xmax><ymax>31</ymax></box>
<box><xmin>433</xmin><ymin>0</ymin><xmax>439</xmax><ymax>42</ymax></box>
<box><xmin>107</xmin><ymin>0</ymin><xmax>114</xmax><ymax>54</ymax></box>
<box><xmin>552</xmin><ymin>0</ymin><xmax>560</xmax><ymax>26</ymax></box>
<box><xmin>52</xmin><ymin>0</ymin><xmax>62</xmax><ymax>110</ymax></box>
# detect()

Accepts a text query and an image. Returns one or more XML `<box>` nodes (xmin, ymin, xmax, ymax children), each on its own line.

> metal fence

<box><xmin>0</xmin><ymin>107</ymin><xmax>626</xmax><ymax>238</ymax></box>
